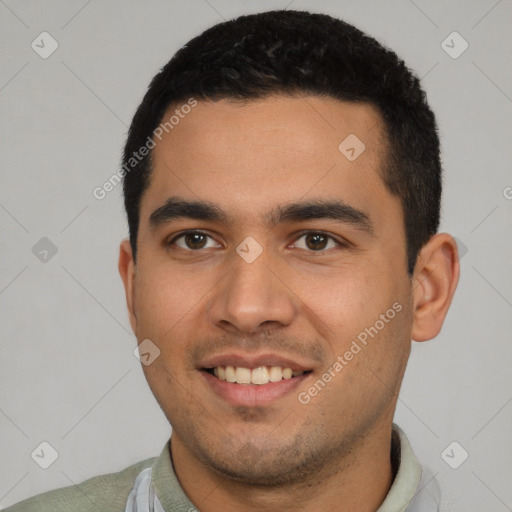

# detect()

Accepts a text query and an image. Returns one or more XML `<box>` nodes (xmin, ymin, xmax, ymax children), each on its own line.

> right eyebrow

<box><xmin>148</xmin><ymin>197</ymin><xmax>231</xmax><ymax>231</ymax></box>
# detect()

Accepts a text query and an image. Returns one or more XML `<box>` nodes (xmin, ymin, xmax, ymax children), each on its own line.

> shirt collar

<box><xmin>376</xmin><ymin>423</ymin><xmax>423</xmax><ymax>512</ymax></box>
<box><xmin>150</xmin><ymin>438</ymin><xmax>196</xmax><ymax>511</ymax></box>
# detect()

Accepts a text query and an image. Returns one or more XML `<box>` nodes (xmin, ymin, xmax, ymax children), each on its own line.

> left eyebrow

<box><xmin>266</xmin><ymin>199</ymin><xmax>374</xmax><ymax>235</ymax></box>
<box><xmin>148</xmin><ymin>197</ymin><xmax>374</xmax><ymax>235</ymax></box>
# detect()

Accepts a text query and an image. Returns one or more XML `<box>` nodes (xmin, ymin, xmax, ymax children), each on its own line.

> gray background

<box><xmin>1</xmin><ymin>0</ymin><xmax>511</xmax><ymax>510</ymax></box>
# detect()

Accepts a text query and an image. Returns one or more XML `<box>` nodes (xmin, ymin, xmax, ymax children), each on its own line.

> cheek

<box><xmin>295</xmin><ymin>267</ymin><xmax>390</xmax><ymax>340</ymax></box>
<box><xmin>300</xmin><ymin>268</ymin><xmax>410</xmax><ymax>375</ymax></box>
<box><xmin>133</xmin><ymin>263</ymin><xmax>211</xmax><ymax>340</ymax></box>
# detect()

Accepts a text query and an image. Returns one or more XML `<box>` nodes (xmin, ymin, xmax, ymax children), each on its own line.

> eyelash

<box><xmin>166</xmin><ymin>230</ymin><xmax>347</xmax><ymax>252</ymax></box>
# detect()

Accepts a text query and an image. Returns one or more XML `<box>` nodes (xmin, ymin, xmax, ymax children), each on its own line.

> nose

<box><xmin>208</xmin><ymin>248</ymin><xmax>299</xmax><ymax>335</ymax></box>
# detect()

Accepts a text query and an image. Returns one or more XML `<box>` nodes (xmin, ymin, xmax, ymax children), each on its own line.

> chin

<box><xmin>207</xmin><ymin>457</ymin><xmax>310</xmax><ymax>487</ymax></box>
<box><xmin>194</xmin><ymin>434</ymin><xmax>336</xmax><ymax>488</ymax></box>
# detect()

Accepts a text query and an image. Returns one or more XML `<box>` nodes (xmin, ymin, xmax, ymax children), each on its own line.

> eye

<box><xmin>168</xmin><ymin>231</ymin><xmax>220</xmax><ymax>250</ymax></box>
<box><xmin>291</xmin><ymin>232</ymin><xmax>343</xmax><ymax>252</ymax></box>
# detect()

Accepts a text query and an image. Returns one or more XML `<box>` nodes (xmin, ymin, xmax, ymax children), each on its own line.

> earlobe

<box><xmin>118</xmin><ymin>238</ymin><xmax>138</xmax><ymax>335</ymax></box>
<box><xmin>410</xmin><ymin>233</ymin><xmax>460</xmax><ymax>342</ymax></box>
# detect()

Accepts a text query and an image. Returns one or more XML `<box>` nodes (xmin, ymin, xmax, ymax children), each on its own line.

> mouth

<box><xmin>203</xmin><ymin>365</ymin><xmax>312</xmax><ymax>385</ymax></box>
<box><xmin>198</xmin><ymin>354</ymin><xmax>315</xmax><ymax>406</ymax></box>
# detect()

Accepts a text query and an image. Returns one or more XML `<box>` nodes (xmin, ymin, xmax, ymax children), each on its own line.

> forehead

<box><xmin>141</xmin><ymin>95</ymin><xmax>397</xmax><ymax>229</ymax></box>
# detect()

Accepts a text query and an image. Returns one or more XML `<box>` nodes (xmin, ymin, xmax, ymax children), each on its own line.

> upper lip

<box><xmin>198</xmin><ymin>351</ymin><xmax>315</xmax><ymax>372</ymax></box>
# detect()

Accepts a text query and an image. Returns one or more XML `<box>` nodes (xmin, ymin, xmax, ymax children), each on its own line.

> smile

<box><xmin>206</xmin><ymin>365</ymin><xmax>309</xmax><ymax>385</ymax></box>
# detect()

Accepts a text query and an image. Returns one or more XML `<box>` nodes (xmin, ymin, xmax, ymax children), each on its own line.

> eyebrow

<box><xmin>148</xmin><ymin>196</ymin><xmax>374</xmax><ymax>235</ymax></box>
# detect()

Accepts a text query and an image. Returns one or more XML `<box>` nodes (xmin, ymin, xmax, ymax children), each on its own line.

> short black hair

<box><xmin>122</xmin><ymin>9</ymin><xmax>441</xmax><ymax>275</ymax></box>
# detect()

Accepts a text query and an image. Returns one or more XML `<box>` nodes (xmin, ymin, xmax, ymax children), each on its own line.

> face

<box><xmin>122</xmin><ymin>96</ymin><xmax>416</xmax><ymax>485</ymax></box>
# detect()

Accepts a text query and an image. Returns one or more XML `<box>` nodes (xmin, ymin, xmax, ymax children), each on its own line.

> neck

<box><xmin>171</xmin><ymin>422</ymin><xmax>396</xmax><ymax>512</ymax></box>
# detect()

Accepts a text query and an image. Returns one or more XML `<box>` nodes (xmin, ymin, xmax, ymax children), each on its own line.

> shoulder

<box><xmin>4</xmin><ymin>457</ymin><xmax>157</xmax><ymax>512</ymax></box>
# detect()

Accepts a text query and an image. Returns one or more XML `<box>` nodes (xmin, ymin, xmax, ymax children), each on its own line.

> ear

<box><xmin>411</xmin><ymin>233</ymin><xmax>460</xmax><ymax>342</ymax></box>
<box><xmin>118</xmin><ymin>238</ymin><xmax>138</xmax><ymax>336</ymax></box>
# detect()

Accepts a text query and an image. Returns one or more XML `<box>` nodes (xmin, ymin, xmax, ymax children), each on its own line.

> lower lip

<box><xmin>201</xmin><ymin>370</ymin><xmax>310</xmax><ymax>407</ymax></box>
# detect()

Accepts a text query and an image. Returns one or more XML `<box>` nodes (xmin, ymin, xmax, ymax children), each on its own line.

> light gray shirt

<box><xmin>6</xmin><ymin>423</ymin><xmax>440</xmax><ymax>512</ymax></box>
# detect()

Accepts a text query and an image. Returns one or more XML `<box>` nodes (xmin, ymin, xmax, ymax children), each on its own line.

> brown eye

<box><xmin>293</xmin><ymin>232</ymin><xmax>340</xmax><ymax>252</ymax></box>
<box><xmin>305</xmin><ymin>233</ymin><xmax>329</xmax><ymax>250</ymax></box>
<box><xmin>184</xmin><ymin>232</ymin><xmax>207</xmax><ymax>249</ymax></box>
<box><xmin>170</xmin><ymin>231</ymin><xmax>219</xmax><ymax>250</ymax></box>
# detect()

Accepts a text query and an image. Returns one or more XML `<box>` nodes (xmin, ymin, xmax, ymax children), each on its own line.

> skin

<box><xmin>119</xmin><ymin>95</ymin><xmax>459</xmax><ymax>512</ymax></box>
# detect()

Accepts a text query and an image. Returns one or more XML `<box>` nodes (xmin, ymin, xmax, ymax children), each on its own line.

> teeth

<box><xmin>269</xmin><ymin>366</ymin><xmax>283</xmax><ymax>382</ymax></box>
<box><xmin>282</xmin><ymin>367</ymin><xmax>293</xmax><ymax>380</ymax></box>
<box><xmin>235</xmin><ymin>367</ymin><xmax>251</xmax><ymax>384</ymax></box>
<box><xmin>225</xmin><ymin>365</ymin><xmax>236</xmax><ymax>383</ymax></box>
<box><xmin>210</xmin><ymin>366</ymin><xmax>305</xmax><ymax>385</ymax></box>
<box><xmin>251</xmin><ymin>366</ymin><xmax>269</xmax><ymax>385</ymax></box>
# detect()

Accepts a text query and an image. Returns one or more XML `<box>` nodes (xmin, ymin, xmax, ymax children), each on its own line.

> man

<box><xmin>6</xmin><ymin>9</ymin><xmax>459</xmax><ymax>512</ymax></box>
